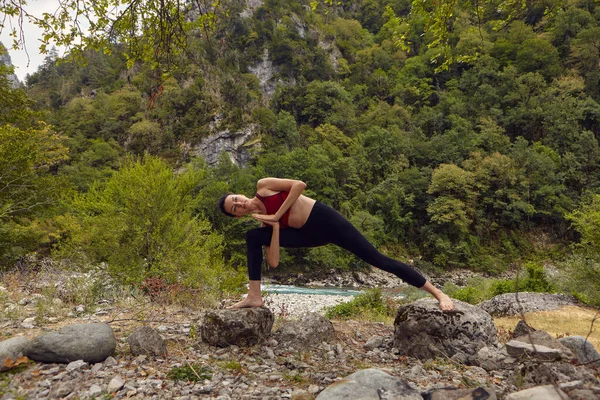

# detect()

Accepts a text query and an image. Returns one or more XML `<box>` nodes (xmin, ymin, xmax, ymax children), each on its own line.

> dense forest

<box><xmin>1</xmin><ymin>0</ymin><xmax>600</xmax><ymax>305</ymax></box>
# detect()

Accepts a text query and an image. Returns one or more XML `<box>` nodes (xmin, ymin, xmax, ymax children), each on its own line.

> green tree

<box><xmin>62</xmin><ymin>156</ymin><xmax>224</xmax><ymax>289</ymax></box>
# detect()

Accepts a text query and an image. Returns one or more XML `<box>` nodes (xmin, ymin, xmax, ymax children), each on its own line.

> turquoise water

<box><xmin>262</xmin><ymin>284</ymin><xmax>362</xmax><ymax>296</ymax></box>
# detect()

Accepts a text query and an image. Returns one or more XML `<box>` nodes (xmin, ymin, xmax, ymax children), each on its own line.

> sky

<box><xmin>1</xmin><ymin>1</ymin><xmax>73</xmax><ymax>82</ymax></box>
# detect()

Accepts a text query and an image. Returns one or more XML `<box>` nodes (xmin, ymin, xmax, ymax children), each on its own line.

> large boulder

<box><xmin>0</xmin><ymin>336</ymin><xmax>31</xmax><ymax>371</ymax></box>
<box><xmin>200</xmin><ymin>307</ymin><xmax>273</xmax><ymax>347</ymax></box>
<box><xmin>394</xmin><ymin>298</ymin><xmax>498</xmax><ymax>360</ymax></box>
<box><xmin>274</xmin><ymin>313</ymin><xmax>334</xmax><ymax>350</ymax></box>
<box><xmin>128</xmin><ymin>326</ymin><xmax>167</xmax><ymax>356</ymax></box>
<box><xmin>316</xmin><ymin>368</ymin><xmax>421</xmax><ymax>400</ymax></box>
<box><xmin>477</xmin><ymin>293</ymin><xmax>577</xmax><ymax>317</ymax></box>
<box><xmin>558</xmin><ymin>336</ymin><xmax>600</xmax><ymax>365</ymax></box>
<box><xmin>25</xmin><ymin>323</ymin><xmax>116</xmax><ymax>363</ymax></box>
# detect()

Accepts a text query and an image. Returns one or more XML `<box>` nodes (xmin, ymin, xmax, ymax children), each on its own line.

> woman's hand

<box><xmin>253</xmin><ymin>214</ymin><xmax>280</xmax><ymax>224</ymax></box>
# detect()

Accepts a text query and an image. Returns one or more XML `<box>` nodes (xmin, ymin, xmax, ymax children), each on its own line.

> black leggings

<box><xmin>245</xmin><ymin>201</ymin><xmax>427</xmax><ymax>288</ymax></box>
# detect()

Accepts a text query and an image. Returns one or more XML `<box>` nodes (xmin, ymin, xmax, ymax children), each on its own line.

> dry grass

<box><xmin>494</xmin><ymin>305</ymin><xmax>600</xmax><ymax>349</ymax></box>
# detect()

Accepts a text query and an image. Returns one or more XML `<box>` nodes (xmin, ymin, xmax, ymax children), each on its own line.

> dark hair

<box><xmin>218</xmin><ymin>193</ymin><xmax>235</xmax><ymax>217</ymax></box>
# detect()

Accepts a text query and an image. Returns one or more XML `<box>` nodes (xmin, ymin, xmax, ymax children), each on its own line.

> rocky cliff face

<box><xmin>192</xmin><ymin>122</ymin><xmax>259</xmax><ymax>167</ymax></box>
<box><xmin>0</xmin><ymin>43</ymin><xmax>21</xmax><ymax>88</ymax></box>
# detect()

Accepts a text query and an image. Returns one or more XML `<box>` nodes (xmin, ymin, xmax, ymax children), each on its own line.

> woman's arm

<box><xmin>256</xmin><ymin>178</ymin><xmax>306</xmax><ymax>221</ymax></box>
<box><xmin>258</xmin><ymin>219</ymin><xmax>280</xmax><ymax>267</ymax></box>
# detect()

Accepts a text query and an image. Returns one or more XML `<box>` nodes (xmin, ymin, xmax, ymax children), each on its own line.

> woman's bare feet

<box><xmin>227</xmin><ymin>296</ymin><xmax>264</xmax><ymax>309</ymax></box>
<box><xmin>438</xmin><ymin>293</ymin><xmax>454</xmax><ymax>311</ymax></box>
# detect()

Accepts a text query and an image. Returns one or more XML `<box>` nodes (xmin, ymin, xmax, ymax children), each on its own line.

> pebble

<box><xmin>66</xmin><ymin>360</ymin><xmax>88</xmax><ymax>372</ymax></box>
<box><xmin>88</xmin><ymin>384</ymin><xmax>102</xmax><ymax>397</ymax></box>
<box><xmin>107</xmin><ymin>376</ymin><xmax>125</xmax><ymax>393</ymax></box>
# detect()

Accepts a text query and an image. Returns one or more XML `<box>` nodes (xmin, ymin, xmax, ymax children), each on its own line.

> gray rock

<box><xmin>25</xmin><ymin>323</ymin><xmax>116</xmax><ymax>363</ymax></box>
<box><xmin>88</xmin><ymin>384</ymin><xmax>103</xmax><ymax>397</ymax></box>
<box><xmin>200</xmin><ymin>307</ymin><xmax>274</xmax><ymax>347</ymax></box>
<box><xmin>66</xmin><ymin>359</ymin><xmax>88</xmax><ymax>372</ymax></box>
<box><xmin>53</xmin><ymin>383</ymin><xmax>73</xmax><ymax>397</ymax></box>
<box><xmin>194</xmin><ymin>125</ymin><xmax>258</xmax><ymax>167</ymax></box>
<box><xmin>505</xmin><ymin>340</ymin><xmax>564</xmax><ymax>360</ymax></box>
<box><xmin>512</xmin><ymin>320</ymin><xmax>536</xmax><ymax>338</ymax></box>
<box><xmin>363</xmin><ymin>336</ymin><xmax>384</xmax><ymax>350</ymax></box>
<box><xmin>0</xmin><ymin>336</ymin><xmax>31</xmax><ymax>370</ymax></box>
<box><xmin>559</xmin><ymin>336</ymin><xmax>600</xmax><ymax>365</ymax></box>
<box><xmin>476</xmin><ymin>346</ymin><xmax>515</xmax><ymax>371</ymax></box>
<box><xmin>128</xmin><ymin>326</ymin><xmax>167</xmax><ymax>356</ymax></box>
<box><xmin>478</xmin><ymin>292</ymin><xmax>577</xmax><ymax>317</ymax></box>
<box><xmin>274</xmin><ymin>313</ymin><xmax>334</xmax><ymax>350</ymax></box>
<box><xmin>512</xmin><ymin>330</ymin><xmax>574</xmax><ymax>359</ymax></box>
<box><xmin>394</xmin><ymin>298</ymin><xmax>498</xmax><ymax>360</ymax></box>
<box><xmin>107</xmin><ymin>375</ymin><xmax>125</xmax><ymax>393</ymax></box>
<box><xmin>505</xmin><ymin>384</ymin><xmax>568</xmax><ymax>400</ymax></box>
<box><xmin>427</xmin><ymin>387</ymin><xmax>497</xmax><ymax>400</ymax></box>
<box><xmin>316</xmin><ymin>368</ymin><xmax>421</xmax><ymax>400</ymax></box>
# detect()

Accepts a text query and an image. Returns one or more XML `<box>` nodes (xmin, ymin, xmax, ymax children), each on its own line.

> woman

<box><xmin>218</xmin><ymin>178</ymin><xmax>454</xmax><ymax>311</ymax></box>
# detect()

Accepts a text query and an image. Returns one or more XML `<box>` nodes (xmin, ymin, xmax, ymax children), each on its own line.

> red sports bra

<box><xmin>256</xmin><ymin>192</ymin><xmax>291</xmax><ymax>228</ymax></box>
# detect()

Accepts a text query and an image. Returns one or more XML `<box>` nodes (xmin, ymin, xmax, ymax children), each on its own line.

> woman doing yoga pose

<box><xmin>218</xmin><ymin>178</ymin><xmax>454</xmax><ymax>311</ymax></box>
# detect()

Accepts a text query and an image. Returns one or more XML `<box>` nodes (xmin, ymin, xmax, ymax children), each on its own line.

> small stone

<box><xmin>107</xmin><ymin>375</ymin><xmax>125</xmax><ymax>393</ymax></box>
<box><xmin>21</xmin><ymin>317</ymin><xmax>35</xmax><ymax>329</ymax></box>
<box><xmin>19</xmin><ymin>298</ymin><xmax>31</xmax><ymax>306</ymax></box>
<box><xmin>363</xmin><ymin>335</ymin><xmax>384</xmax><ymax>350</ymax></box>
<box><xmin>41</xmin><ymin>366</ymin><xmax>61</xmax><ymax>375</ymax></box>
<box><xmin>88</xmin><ymin>384</ymin><xmax>103</xmax><ymax>397</ymax></box>
<box><xmin>75</xmin><ymin>305</ymin><xmax>85</xmax><ymax>313</ymax></box>
<box><xmin>54</xmin><ymin>383</ymin><xmax>72</xmax><ymax>397</ymax></box>
<box><xmin>104</xmin><ymin>356</ymin><xmax>118</xmax><ymax>366</ymax></box>
<box><xmin>91</xmin><ymin>363</ymin><xmax>104</xmax><ymax>374</ymax></box>
<box><xmin>264</xmin><ymin>347</ymin><xmax>275</xmax><ymax>359</ymax></box>
<box><xmin>308</xmin><ymin>384</ymin><xmax>320</xmax><ymax>394</ymax></box>
<box><xmin>66</xmin><ymin>359</ymin><xmax>88</xmax><ymax>372</ymax></box>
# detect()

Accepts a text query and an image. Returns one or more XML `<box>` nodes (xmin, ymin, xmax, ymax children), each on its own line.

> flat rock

<box><xmin>200</xmin><ymin>307</ymin><xmax>274</xmax><ymax>347</ymax></box>
<box><xmin>513</xmin><ymin>330</ymin><xmax>574</xmax><ymax>359</ymax></box>
<box><xmin>128</xmin><ymin>326</ymin><xmax>167</xmax><ymax>356</ymax></box>
<box><xmin>558</xmin><ymin>336</ymin><xmax>600</xmax><ymax>365</ymax></box>
<box><xmin>505</xmin><ymin>384</ymin><xmax>568</xmax><ymax>400</ymax></box>
<box><xmin>505</xmin><ymin>340</ymin><xmax>563</xmax><ymax>361</ymax></box>
<box><xmin>25</xmin><ymin>323</ymin><xmax>116</xmax><ymax>363</ymax></box>
<box><xmin>394</xmin><ymin>298</ymin><xmax>497</xmax><ymax>360</ymax></box>
<box><xmin>316</xmin><ymin>368</ymin><xmax>421</xmax><ymax>400</ymax></box>
<box><xmin>274</xmin><ymin>313</ymin><xmax>334</xmax><ymax>349</ymax></box>
<box><xmin>477</xmin><ymin>293</ymin><xmax>577</xmax><ymax>317</ymax></box>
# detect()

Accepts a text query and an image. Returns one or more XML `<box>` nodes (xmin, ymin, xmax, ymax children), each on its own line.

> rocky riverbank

<box><xmin>2</xmin><ymin>269</ymin><xmax>599</xmax><ymax>400</ymax></box>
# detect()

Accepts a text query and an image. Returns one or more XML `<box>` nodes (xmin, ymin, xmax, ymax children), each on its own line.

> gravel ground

<box><xmin>262</xmin><ymin>293</ymin><xmax>353</xmax><ymax>319</ymax></box>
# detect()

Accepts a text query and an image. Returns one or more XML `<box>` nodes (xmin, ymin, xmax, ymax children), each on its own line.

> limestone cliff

<box><xmin>0</xmin><ymin>43</ymin><xmax>21</xmax><ymax>88</ymax></box>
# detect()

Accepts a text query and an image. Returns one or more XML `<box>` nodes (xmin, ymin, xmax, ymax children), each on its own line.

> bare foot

<box><xmin>438</xmin><ymin>294</ymin><xmax>454</xmax><ymax>311</ymax></box>
<box><xmin>227</xmin><ymin>297</ymin><xmax>264</xmax><ymax>309</ymax></box>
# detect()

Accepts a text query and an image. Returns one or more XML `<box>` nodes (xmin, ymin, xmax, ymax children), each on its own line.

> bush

<box><xmin>324</xmin><ymin>288</ymin><xmax>396</xmax><ymax>320</ymax></box>
<box><xmin>558</xmin><ymin>254</ymin><xmax>600</xmax><ymax>307</ymax></box>
<box><xmin>59</xmin><ymin>156</ymin><xmax>225</xmax><ymax>294</ymax></box>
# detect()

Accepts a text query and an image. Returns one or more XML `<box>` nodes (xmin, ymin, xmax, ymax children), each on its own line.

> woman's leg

<box><xmin>229</xmin><ymin>226</ymin><xmax>326</xmax><ymax>308</ymax></box>
<box><xmin>310</xmin><ymin>202</ymin><xmax>454</xmax><ymax>310</ymax></box>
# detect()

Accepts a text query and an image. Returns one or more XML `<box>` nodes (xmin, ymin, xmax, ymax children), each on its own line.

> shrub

<box><xmin>59</xmin><ymin>156</ymin><xmax>225</xmax><ymax>294</ymax></box>
<box><xmin>325</xmin><ymin>288</ymin><xmax>395</xmax><ymax>320</ymax></box>
<box><xmin>167</xmin><ymin>364</ymin><xmax>212</xmax><ymax>382</ymax></box>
